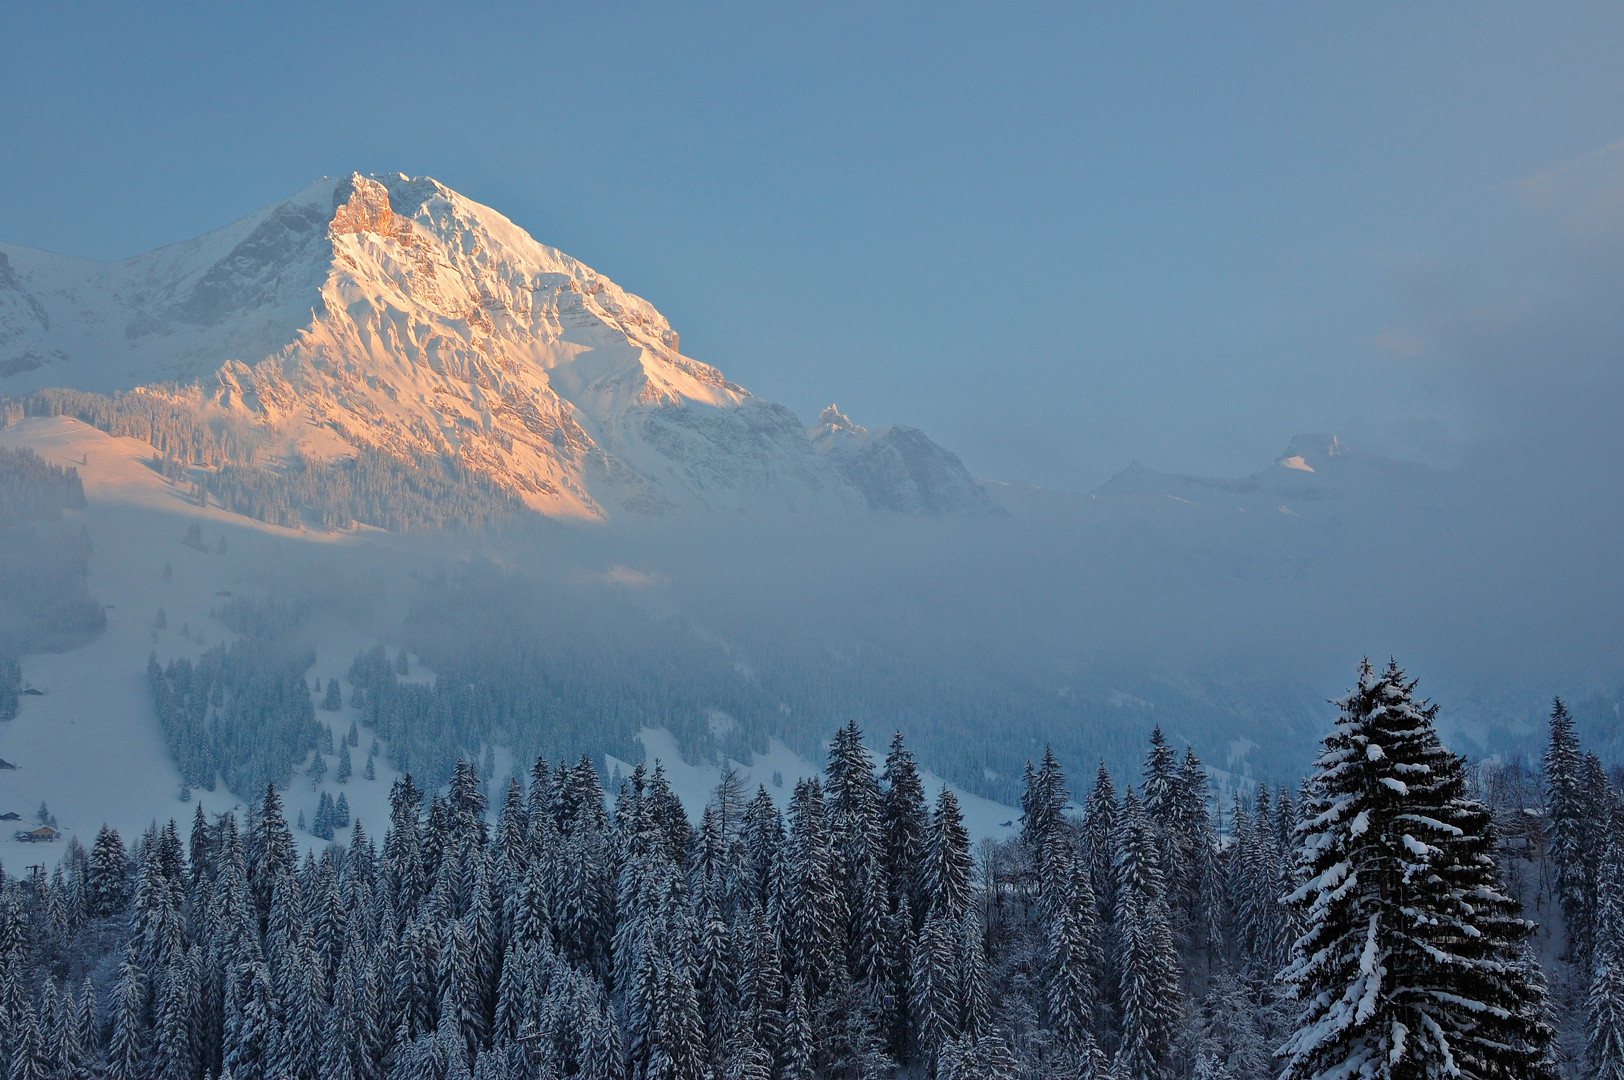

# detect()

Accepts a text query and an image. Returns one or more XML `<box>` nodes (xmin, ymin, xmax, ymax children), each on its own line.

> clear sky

<box><xmin>4</xmin><ymin>3</ymin><xmax>1622</xmax><ymax>489</ymax></box>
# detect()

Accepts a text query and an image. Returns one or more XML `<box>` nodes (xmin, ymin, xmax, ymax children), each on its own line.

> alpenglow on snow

<box><xmin>0</xmin><ymin>173</ymin><xmax>986</xmax><ymax>523</ymax></box>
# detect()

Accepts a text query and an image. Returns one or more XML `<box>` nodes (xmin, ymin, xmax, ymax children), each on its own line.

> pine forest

<box><xmin>0</xmin><ymin>659</ymin><xmax>1615</xmax><ymax>1079</ymax></box>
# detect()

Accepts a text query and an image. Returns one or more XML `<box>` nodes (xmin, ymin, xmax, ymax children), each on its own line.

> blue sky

<box><xmin>4</xmin><ymin>3</ymin><xmax>1622</xmax><ymax>488</ymax></box>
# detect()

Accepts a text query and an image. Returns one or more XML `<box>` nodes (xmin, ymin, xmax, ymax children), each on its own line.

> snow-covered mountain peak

<box><xmin>1276</xmin><ymin>433</ymin><xmax>1346</xmax><ymax>473</ymax></box>
<box><xmin>1</xmin><ymin>175</ymin><xmax>989</xmax><ymax>524</ymax></box>
<box><xmin>816</xmin><ymin>404</ymin><xmax>862</xmax><ymax>433</ymax></box>
<box><xmin>809</xmin><ymin>404</ymin><xmax>866</xmax><ymax>450</ymax></box>
<box><xmin>806</xmin><ymin>405</ymin><xmax>997</xmax><ymax>516</ymax></box>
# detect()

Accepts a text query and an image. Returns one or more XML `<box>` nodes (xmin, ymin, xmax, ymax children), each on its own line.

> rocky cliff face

<box><xmin>0</xmin><ymin>174</ymin><xmax>987</xmax><ymax>523</ymax></box>
<box><xmin>809</xmin><ymin>405</ymin><xmax>996</xmax><ymax>515</ymax></box>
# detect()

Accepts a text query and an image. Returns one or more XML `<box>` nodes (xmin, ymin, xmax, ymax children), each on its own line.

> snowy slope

<box><xmin>1</xmin><ymin>174</ymin><xmax>984</xmax><ymax>523</ymax></box>
<box><xmin>0</xmin><ymin>416</ymin><xmax>422</xmax><ymax>857</ymax></box>
<box><xmin>0</xmin><ymin>416</ymin><xmax>1014</xmax><ymax>855</ymax></box>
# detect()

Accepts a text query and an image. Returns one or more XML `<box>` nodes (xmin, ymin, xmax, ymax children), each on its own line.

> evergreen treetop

<box><xmin>1280</xmin><ymin>659</ymin><xmax>1557</xmax><ymax>1080</ymax></box>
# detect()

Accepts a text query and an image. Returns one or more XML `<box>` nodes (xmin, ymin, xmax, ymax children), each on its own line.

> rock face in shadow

<box><xmin>808</xmin><ymin>405</ymin><xmax>996</xmax><ymax>515</ymax></box>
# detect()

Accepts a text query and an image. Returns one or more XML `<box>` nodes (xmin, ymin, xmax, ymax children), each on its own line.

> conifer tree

<box><xmin>1079</xmin><ymin>763</ymin><xmax>1118</xmax><ymax>927</ymax></box>
<box><xmin>321</xmin><ymin>943</ymin><xmax>363</xmax><ymax>1080</ymax></box>
<box><xmin>1021</xmin><ymin>747</ymin><xmax>1071</xmax><ymax>927</ymax></box>
<box><xmin>785</xmin><ymin>777</ymin><xmax>843</xmax><ymax>997</ymax></box>
<box><xmin>1174</xmin><ymin>746</ymin><xmax>1223</xmax><ymax>958</ymax></box>
<box><xmin>728</xmin><ymin>1023</ymin><xmax>773</xmax><ymax>1080</ymax></box>
<box><xmin>780</xmin><ymin>975</ymin><xmax>814</xmax><ymax>1080</ymax></box>
<box><xmin>9</xmin><ymin>998</ymin><xmax>48</xmax><ymax>1080</ymax></box>
<box><xmin>1544</xmin><ymin>696</ymin><xmax>1597</xmax><ymax>966</ymax></box>
<box><xmin>924</xmin><ymin>788</ymin><xmax>972</xmax><ymax>925</ymax></box>
<box><xmin>957</xmin><ymin>909</ymin><xmax>990</xmax><ymax>1042</ymax></box>
<box><xmin>154</xmin><ymin>952</ymin><xmax>197</xmax><ymax>1080</ymax></box>
<box><xmin>737</xmin><ymin>904</ymin><xmax>784</xmax><ymax>1060</ymax></box>
<box><xmin>1280</xmin><ymin>660</ymin><xmax>1557</xmax><ymax>1080</ymax></box>
<box><xmin>251</xmin><ymin>785</ymin><xmax>295</xmax><ymax>919</ymax></box>
<box><xmin>827</xmin><ymin>721</ymin><xmax>884</xmax><ymax>980</ymax></box>
<box><xmin>937</xmin><ymin>1029</ymin><xmax>1020</xmax><ymax>1080</ymax></box>
<box><xmin>909</xmin><ymin>911</ymin><xmax>957</xmax><ymax>1066</ymax></box>
<box><xmin>274</xmin><ymin>947</ymin><xmax>324</xmax><ymax>1080</ymax></box>
<box><xmin>696</xmin><ymin>890</ymin><xmax>737</xmax><ymax>1061</ymax></box>
<box><xmin>1591</xmin><ymin>831</ymin><xmax>1624</xmax><ymax>1080</ymax></box>
<box><xmin>881</xmin><ymin>733</ymin><xmax>929</xmax><ymax>923</ymax></box>
<box><xmin>1020</xmin><ymin>747</ymin><xmax>1067</xmax><ymax>862</ymax></box>
<box><xmin>1043</xmin><ymin>843</ymin><xmax>1100</xmax><ymax>1056</ymax></box>
<box><xmin>106</xmin><ymin>947</ymin><xmax>149</xmax><ymax>1080</ymax></box>
<box><xmin>1230</xmin><ymin>785</ymin><xmax>1282</xmax><ymax>978</ymax></box>
<box><xmin>1113</xmin><ymin>787</ymin><xmax>1180</xmax><ymax>1080</ymax></box>
<box><xmin>88</xmin><ymin>825</ymin><xmax>130</xmax><ymax>917</ymax></box>
<box><xmin>78</xmin><ymin>976</ymin><xmax>98</xmax><ymax>1057</ymax></box>
<box><xmin>47</xmin><ymin>978</ymin><xmax>90</xmax><ymax>1080</ymax></box>
<box><xmin>1142</xmin><ymin>726</ymin><xmax>1179</xmax><ymax>838</ymax></box>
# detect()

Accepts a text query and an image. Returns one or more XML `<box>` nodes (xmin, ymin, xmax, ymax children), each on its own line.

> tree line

<box><xmin>149</xmin><ymin>598</ymin><xmax>324</xmax><ymax>798</ymax></box>
<box><xmin>4</xmin><ymin>389</ymin><xmax>524</xmax><ymax>534</ymax></box>
<box><xmin>0</xmin><ymin>657</ymin><xmax>1594</xmax><ymax>1079</ymax></box>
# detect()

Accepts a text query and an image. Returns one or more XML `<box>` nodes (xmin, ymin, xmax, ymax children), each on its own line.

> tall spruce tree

<box><xmin>1113</xmin><ymin>787</ymin><xmax>1180</xmax><ymax>1080</ymax></box>
<box><xmin>1080</xmin><ymin>764</ymin><xmax>1118</xmax><ymax>929</ymax></box>
<box><xmin>1544</xmin><ymin>696</ymin><xmax>1598</xmax><ymax>967</ymax></box>
<box><xmin>924</xmin><ymin>788</ymin><xmax>972</xmax><ymax>926</ymax></box>
<box><xmin>1280</xmin><ymin>660</ymin><xmax>1557</xmax><ymax>1080</ymax></box>
<box><xmin>1043</xmin><ymin>843</ymin><xmax>1100</xmax><ymax>1057</ymax></box>
<box><xmin>88</xmin><ymin>825</ymin><xmax>130</xmax><ymax>917</ymax></box>
<box><xmin>1020</xmin><ymin>747</ymin><xmax>1068</xmax><ymax>865</ymax></box>
<box><xmin>9</xmin><ymin>998</ymin><xmax>48</xmax><ymax>1080</ymax></box>
<box><xmin>1591</xmin><ymin>828</ymin><xmax>1624</xmax><ymax>1080</ymax></box>
<box><xmin>106</xmin><ymin>946</ymin><xmax>149</xmax><ymax>1080</ymax></box>
<box><xmin>153</xmin><ymin>952</ymin><xmax>197</xmax><ymax>1080</ymax></box>
<box><xmin>881</xmin><ymin>732</ymin><xmax>929</xmax><ymax>926</ymax></box>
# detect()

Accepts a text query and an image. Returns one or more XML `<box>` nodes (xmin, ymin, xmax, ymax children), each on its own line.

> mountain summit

<box><xmin>0</xmin><ymin>173</ymin><xmax>982</xmax><ymax>521</ymax></box>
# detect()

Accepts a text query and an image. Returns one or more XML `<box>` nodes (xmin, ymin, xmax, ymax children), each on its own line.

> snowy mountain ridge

<box><xmin>0</xmin><ymin>173</ymin><xmax>985</xmax><ymax>522</ymax></box>
<box><xmin>1089</xmin><ymin>432</ymin><xmax>1432</xmax><ymax>507</ymax></box>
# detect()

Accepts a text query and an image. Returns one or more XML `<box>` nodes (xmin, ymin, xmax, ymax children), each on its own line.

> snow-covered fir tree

<box><xmin>1545</xmin><ymin>696</ymin><xmax>1601</xmax><ymax>968</ymax></box>
<box><xmin>1279</xmin><ymin>660</ymin><xmax>1557</xmax><ymax>1080</ymax></box>
<box><xmin>1113</xmin><ymin>786</ymin><xmax>1182</xmax><ymax>1080</ymax></box>
<box><xmin>1591</xmin><ymin>823</ymin><xmax>1624</xmax><ymax>1080</ymax></box>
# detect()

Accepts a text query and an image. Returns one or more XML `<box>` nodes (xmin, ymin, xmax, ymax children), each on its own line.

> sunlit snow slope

<box><xmin>0</xmin><ymin>416</ymin><xmax>419</xmax><ymax>856</ymax></box>
<box><xmin>1</xmin><ymin>174</ymin><xmax>983</xmax><ymax>522</ymax></box>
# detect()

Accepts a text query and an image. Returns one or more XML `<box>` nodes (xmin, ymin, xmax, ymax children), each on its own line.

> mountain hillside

<box><xmin>0</xmin><ymin>174</ymin><xmax>980</xmax><ymax>522</ymax></box>
<box><xmin>808</xmin><ymin>404</ymin><xmax>994</xmax><ymax>515</ymax></box>
<box><xmin>1091</xmin><ymin>433</ymin><xmax>1435</xmax><ymax>507</ymax></box>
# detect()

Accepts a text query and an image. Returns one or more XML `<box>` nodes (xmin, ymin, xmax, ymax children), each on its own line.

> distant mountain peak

<box><xmin>815</xmin><ymin>404</ymin><xmax>864</xmax><ymax>436</ymax></box>
<box><xmin>808</xmin><ymin>406</ymin><xmax>997</xmax><ymax>516</ymax></box>
<box><xmin>1088</xmin><ymin>431</ymin><xmax>1438</xmax><ymax>515</ymax></box>
<box><xmin>0</xmin><ymin>174</ymin><xmax>986</xmax><ymax>525</ymax></box>
<box><xmin>1277</xmin><ymin>433</ymin><xmax>1347</xmax><ymax>473</ymax></box>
